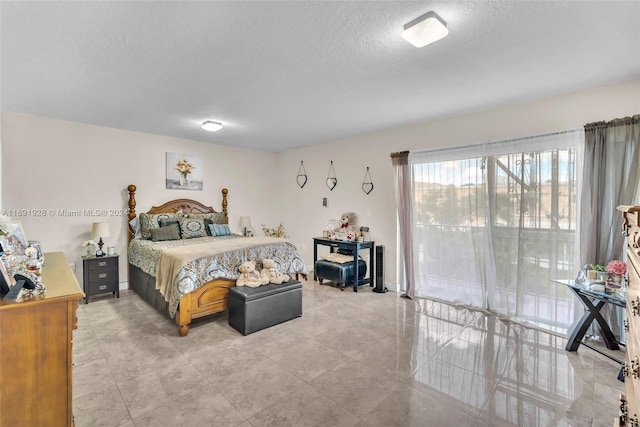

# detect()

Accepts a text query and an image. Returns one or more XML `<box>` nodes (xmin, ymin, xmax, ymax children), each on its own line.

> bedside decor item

<box><xmin>166</xmin><ymin>152</ymin><xmax>203</xmax><ymax>190</ymax></box>
<box><xmin>239</xmin><ymin>216</ymin><xmax>252</xmax><ymax>236</ymax></box>
<box><xmin>82</xmin><ymin>239</ymin><xmax>97</xmax><ymax>257</ymax></box>
<box><xmin>296</xmin><ymin>161</ymin><xmax>308</xmax><ymax>188</ymax></box>
<box><xmin>362</xmin><ymin>166</ymin><xmax>374</xmax><ymax>195</ymax></box>
<box><xmin>326</xmin><ymin>160</ymin><xmax>337</xmax><ymax>191</ymax></box>
<box><xmin>91</xmin><ymin>222</ymin><xmax>110</xmax><ymax>257</ymax></box>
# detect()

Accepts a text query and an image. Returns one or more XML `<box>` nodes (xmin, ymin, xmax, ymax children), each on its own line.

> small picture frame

<box><xmin>28</xmin><ymin>240</ymin><xmax>44</xmax><ymax>261</ymax></box>
<box><xmin>8</xmin><ymin>221</ymin><xmax>28</xmax><ymax>252</ymax></box>
<box><xmin>0</xmin><ymin>258</ymin><xmax>14</xmax><ymax>295</ymax></box>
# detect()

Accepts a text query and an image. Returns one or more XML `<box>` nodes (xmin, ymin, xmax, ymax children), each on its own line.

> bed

<box><xmin>126</xmin><ymin>184</ymin><xmax>308</xmax><ymax>336</ymax></box>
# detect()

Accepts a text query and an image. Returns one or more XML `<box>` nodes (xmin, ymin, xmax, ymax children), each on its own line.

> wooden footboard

<box><xmin>175</xmin><ymin>278</ymin><xmax>235</xmax><ymax>336</ymax></box>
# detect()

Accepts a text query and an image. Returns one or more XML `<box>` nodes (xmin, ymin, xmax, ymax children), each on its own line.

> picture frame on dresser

<box><xmin>0</xmin><ymin>259</ymin><xmax>14</xmax><ymax>295</ymax></box>
<box><xmin>8</xmin><ymin>220</ymin><xmax>27</xmax><ymax>249</ymax></box>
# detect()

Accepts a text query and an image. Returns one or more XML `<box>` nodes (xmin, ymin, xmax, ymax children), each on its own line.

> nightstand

<box><xmin>82</xmin><ymin>254</ymin><xmax>119</xmax><ymax>303</ymax></box>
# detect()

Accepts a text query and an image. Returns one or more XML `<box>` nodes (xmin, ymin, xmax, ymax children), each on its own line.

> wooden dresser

<box><xmin>0</xmin><ymin>252</ymin><xmax>84</xmax><ymax>427</ymax></box>
<box><xmin>617</xmin><ymin>205</ymin><xmax>640</xmax><ymax>426</ymax></box>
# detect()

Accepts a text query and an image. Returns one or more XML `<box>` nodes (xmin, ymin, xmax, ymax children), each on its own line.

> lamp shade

<box><xmin>402</xmin><ymin>11</ymin><xmax>449</xmax><ymax>48</ymax></box>
<box><xmin>239</xmin><ymin>216</ymin><xmax>252</xmax><ymax>229</ymax></box>
<box><xmin>91</xmin><ymin>222</ymin><xmax>111</xmax><ymax>239</ymax></box>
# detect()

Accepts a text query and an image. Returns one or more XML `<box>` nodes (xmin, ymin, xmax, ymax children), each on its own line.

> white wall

<box><xmin>2</xmin><ymin>78</ymin><xmax>639</xmax><ymax>290</ymax></box>
<box><xmin>1</xmin><ymin>113</ymin><xmax>279</xmax><ymax>284</ymax></box>
<box><xmin>277</xmin><ymin>78</ymin><xmax>640</xmax><ymax>290</ymax></box>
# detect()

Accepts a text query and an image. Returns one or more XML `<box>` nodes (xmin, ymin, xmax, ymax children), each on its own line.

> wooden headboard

<box><xmin>127</xmin><ymin>184</ymin><xmax>229</xmax><ymax>242</ymax></box>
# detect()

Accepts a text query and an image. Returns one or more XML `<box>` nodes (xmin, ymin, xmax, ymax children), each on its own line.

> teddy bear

<box><xmin>329</xmin><ymin>212</ymin><xmax>357</xmax><ymax>241</ymax></box>
<box><xmin>260</xmin><ymin>258</ymin><xmax>291</xmax><ymax>284</ymax></box>
<box><xmin>236</xmin><ymin>260</ymin><xmax>269</xmax><ymax>288</ymax></box>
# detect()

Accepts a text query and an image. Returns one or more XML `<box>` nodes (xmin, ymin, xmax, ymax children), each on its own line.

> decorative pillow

<box><xmin>159</xmin><ymin>218</ymin><xmax>181</xmax><ymax>238</ymax></box>
<box><xmin>179</xmin><ymin>217</ymin><xmax>207</xmax><ymax>239</ymax></box>
<box><xmin>208</xmin><ymin>223</ymin><xmax>232</xmax><ymax>237</ymax></box>
<box><xmin>181</xmin><ymin>211</ymin><xmax>226</xmax><ymax>223</ymax></box>
<box><xmin>321</xmin><ymin>253</ymin><xmax>357</xmax><ymax>264</ymax></box>
<box><xmin>150</xmin><ymin>224</ymin><xmax>181</xmax><ymax>242</ymax></box>
<box><xmin>139</xmin><ymin>212</ymin><xmax>179</xmax><ymax>240</ymax></box>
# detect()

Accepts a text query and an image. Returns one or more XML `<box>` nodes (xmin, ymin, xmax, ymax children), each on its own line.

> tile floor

<box><xmin>73</xmin><ymin>279</ymin><xmax>623</xmax><ymax>426</ymax></box>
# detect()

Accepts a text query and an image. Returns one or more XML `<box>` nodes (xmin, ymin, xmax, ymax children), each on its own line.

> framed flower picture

<box><xmin>166</xmin><ymin>153</ymin><xmax>203</xmax><ymax>190</ymax></box>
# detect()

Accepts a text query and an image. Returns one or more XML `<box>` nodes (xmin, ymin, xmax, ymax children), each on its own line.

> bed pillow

<box><xmin>208</xmin><ymin>223</ymin><xmax>232</xmax><ymax>237</ymax></box>
<box><xmin>139</xmin><ymin>212</ymin><xmax>179</xmax><ymax>240</ymax></box>
<box><xmin>129</xmin><ymin>216</ymin><xmax>142</xmax><ymax>240</ymax></box>
<box><xmin>150</xmin><ymin>224</ymin><xmax>181</xmax><ymax>242</ymax></box>
<box><xmin>179</xmin><ymin>217</ymin><xmax>207</xmax><ymax>239</ymax></box>
<box><xmin>181</xmin><ymin>212</ymin><xmax>226</xmax><ymax>223</ymax></box>
<box><xmin>159</xmin><ymin>218</ymin><xmax>182</xmax><ymax>238</ymax></box>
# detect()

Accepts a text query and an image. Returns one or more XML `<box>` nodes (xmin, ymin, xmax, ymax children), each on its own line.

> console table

<box><xmin>553</xmin><ymin>279</ymin><xmax>625</xmax><ymax>363</ymax></box>
<box><xmin>313</xmin><ymin>238</ymin><xmax>375</xmax><ymax>292</ymax></box>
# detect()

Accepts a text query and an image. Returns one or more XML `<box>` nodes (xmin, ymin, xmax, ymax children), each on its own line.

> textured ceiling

<box><xmin>2</xmin><ymin>1</ymin><xmax>639</xmax><ymax>152</ymax></box>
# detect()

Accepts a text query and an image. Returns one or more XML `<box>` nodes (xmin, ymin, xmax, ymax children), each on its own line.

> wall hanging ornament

<box><xmin>362</xmin><ymin>166</ymin><xmax>374</xmax><ymax>195</ymax></box>
<box><xmin>296</xmin><ymin>161</ymin><xmax>308</xmax><ymax>188</ymax></box>
<box><xmin>326</xmin><ymin>160</ymin><xmax>337</xmax><ymax>191</ymax></box>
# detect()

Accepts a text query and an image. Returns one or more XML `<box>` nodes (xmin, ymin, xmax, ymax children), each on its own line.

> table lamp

<box><xmin>239</xmin><ymin>216</ymin><xmax>252</xmax><ymax>237</ymax></box>
<box><xmin>91</xmin><ymin>222</ymin><xmax>111</xmax><ymax>257</ymax></box>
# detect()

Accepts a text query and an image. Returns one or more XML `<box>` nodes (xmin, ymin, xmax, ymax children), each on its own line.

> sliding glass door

<box><xmin>411</xmin><ymin>131</ymin><xmax>583</xmax><ymax>331</ymax></box>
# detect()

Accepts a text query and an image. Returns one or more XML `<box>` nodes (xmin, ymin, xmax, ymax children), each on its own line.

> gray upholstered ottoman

<box><xmin>228</xmin><ymin>281</ymin><xmax>302</xmax><ymax>335</ymax></box>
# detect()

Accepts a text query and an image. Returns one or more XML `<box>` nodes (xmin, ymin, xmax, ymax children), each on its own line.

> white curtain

<box><xmin>410</xmin><ymin>130</ymin><xmax>584</xmax><ymax>331</ymax></box>
<box><xmin>391</xmin><ymin>151</ymin><xmax>415</xmax><ymax>298</ymax></box>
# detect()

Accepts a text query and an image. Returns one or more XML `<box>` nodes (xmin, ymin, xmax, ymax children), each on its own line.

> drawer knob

<box><xmin>632</xmin><ymin>297</ymin><xmax>640</xmax><ymax>317</ymax></box>
<box><xmin>98</xmin><ymin>285</ymin><xmax>107</xmax><ymax>290</ymax></box>
<box><xmin>632</xmin><ymin>356</ymin><xmax>640</xmax><ymax>379</ymax></box>
<box><xmin>620</xmin><ymin>394</ymin><xmax>628</xmax><ymax>425</ymax></box>
<box><xmin>99</xmin><ymin>261</ymin><xmax>107</xmax><ymax>267</ymax></box>
<box><xmin>98</xmin><ymin>273</ymin><xmax>107</xmax><ymax>279</ymax></box>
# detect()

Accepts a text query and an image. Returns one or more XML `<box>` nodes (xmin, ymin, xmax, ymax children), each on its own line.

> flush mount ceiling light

<box><xmin>402</xmin><ymin>11</ymin><xmax>449</xmax><ymax>48</ymax></box>
<box><xmin>201</xmin><ymin>120</ymin><xmax>223</xmax><ymax>132</ymax></box>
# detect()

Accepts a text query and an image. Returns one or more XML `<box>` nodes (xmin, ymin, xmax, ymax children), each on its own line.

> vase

<box><xmin>618</xmin><ymin>276</ymin><xmax>628</xmax><ymax>297</ymax></box>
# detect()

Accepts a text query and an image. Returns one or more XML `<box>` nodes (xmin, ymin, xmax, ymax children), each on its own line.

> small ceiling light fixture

<box><xmin>402</xmin><ymin>11</ymin><xmax>449</xmax><ymax>48</ymax></box>
<box><xmin>201</xmin><ymin>120</ymin><xmax>223</xmax><ymax>132</ymax></box>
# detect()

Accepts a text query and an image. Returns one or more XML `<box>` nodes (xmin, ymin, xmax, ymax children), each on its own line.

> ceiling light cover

<box><xmin>402</xmin><ymin>11</ymin><xmax>449</xmax><ymax>48</ymax></box>
<box><xmin>201</xmin><ymin>120</ymin><xmax>223</xmax><ymax>132</ymax></box>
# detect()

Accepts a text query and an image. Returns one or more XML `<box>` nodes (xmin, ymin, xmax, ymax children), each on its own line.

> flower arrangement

<box><xmin>589</xmin><ymin>263</ymin><xmax>606</xmax><ymax>272</ymax></box>
<box><xmin>176</xmin><ymin>159</ymin><xmax>195</xmax><ymax>178</ymax></box>
<box><xmin>262</xmin><ymin>223</ymin><xmax>287</xmax><ymax>238</ymax></box>
<box><xmin>606</xmin><ymin>260</ymin><xmax>627</xmax><ymax>277</ymax></box>
<box><xmin>82</xmin><ymin>240</ymin><xmax>97</xmax><ymax>248</ymax></box>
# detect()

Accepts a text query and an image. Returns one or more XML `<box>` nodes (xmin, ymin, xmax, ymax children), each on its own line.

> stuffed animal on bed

<box><xmin>236</xmin><ymin>260</ymin><xmax>269</xmax><ymax>288</ymax></box>
<box><xmin>260</xmin><ymin>259</ymin><xmax>290</xmax><ymax>284</ymax></box>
